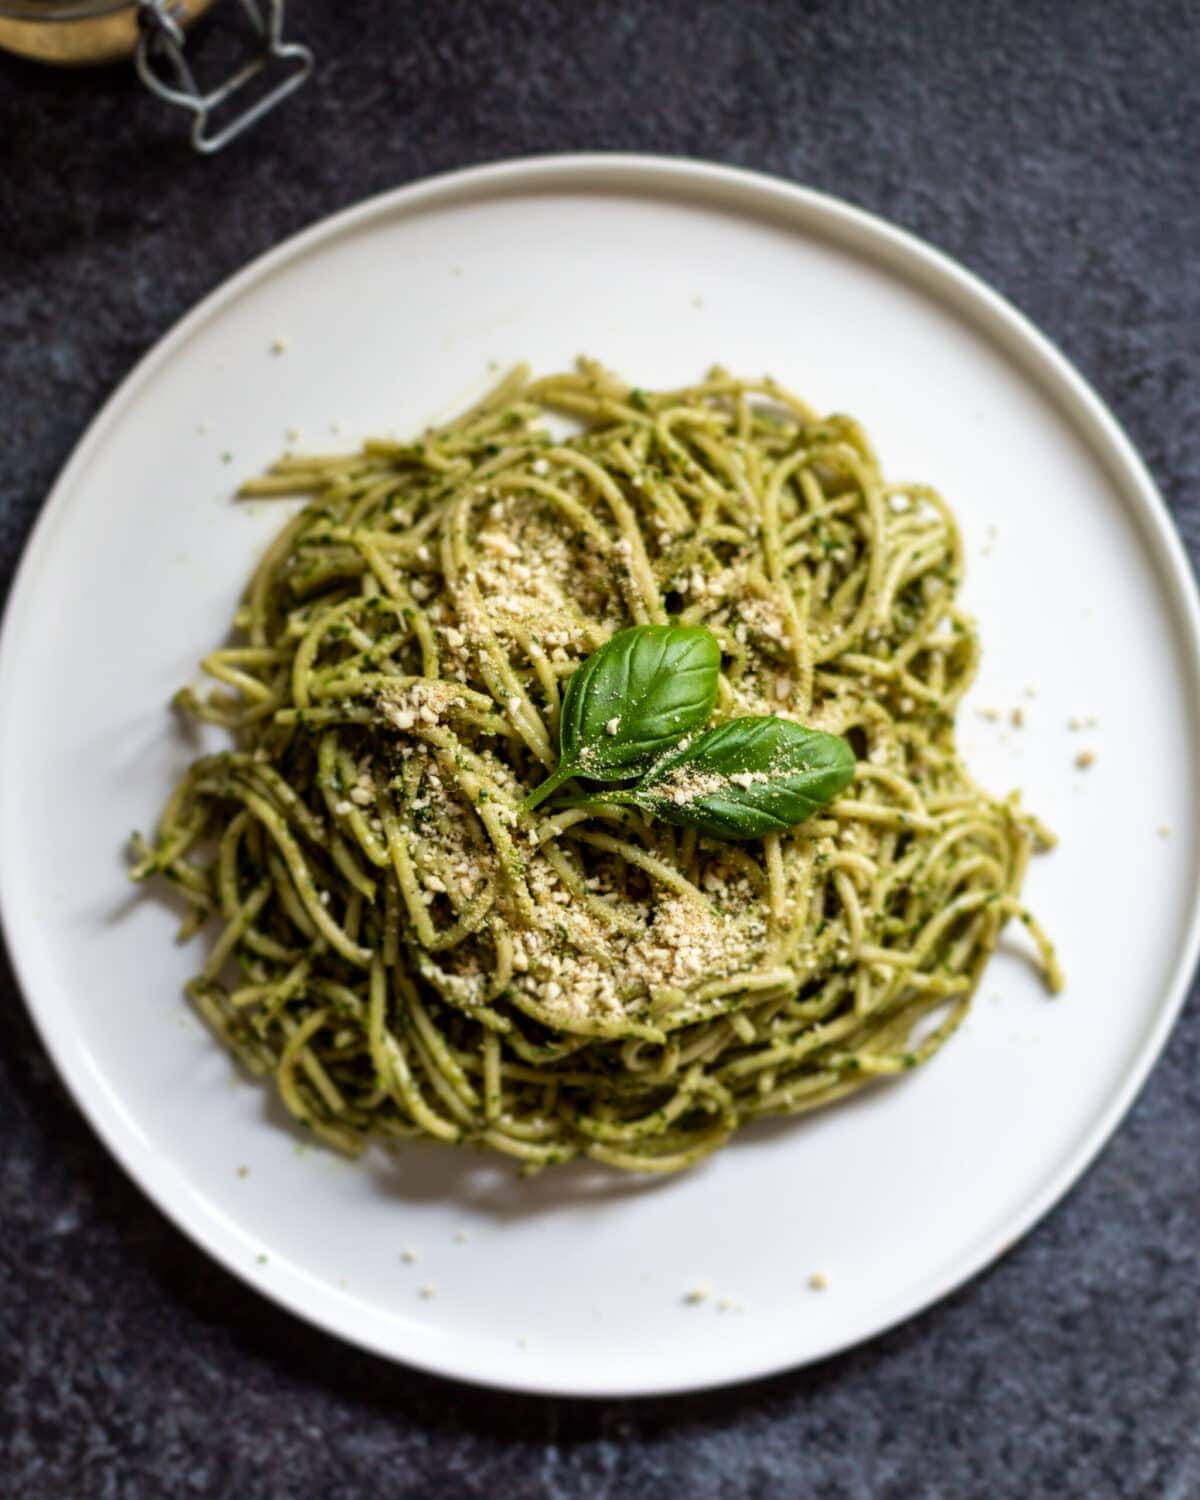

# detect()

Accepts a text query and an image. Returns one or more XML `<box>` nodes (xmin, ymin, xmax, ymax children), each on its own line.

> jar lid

<box><xmin>0</xmin><ymin>0</ymin><xmax>216</xmax><ymax>66</ymax></box>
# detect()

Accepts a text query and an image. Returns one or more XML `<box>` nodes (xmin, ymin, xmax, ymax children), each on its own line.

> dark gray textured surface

<box><xmin>2</xmin><ymin>2</ymin><xmax>1198</xmax><ymax>1495</ymax></box>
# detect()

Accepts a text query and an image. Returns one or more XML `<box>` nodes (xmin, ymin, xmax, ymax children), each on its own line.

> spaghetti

<box><xmin>132</xmin><ymin>363</ymin><xmax>1061</xmax><ymax>1173</ymax></box>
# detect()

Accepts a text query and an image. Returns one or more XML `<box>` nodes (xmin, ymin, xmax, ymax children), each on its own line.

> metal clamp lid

<box><xmin>135</xmin><ymin>0</ymin><xmax>311</xmax><ymax>154</ymax></box>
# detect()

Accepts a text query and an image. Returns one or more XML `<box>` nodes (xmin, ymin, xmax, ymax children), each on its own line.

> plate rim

<box><xmin>3</xmin><ymin>151</ymin><xmax>1199</xmax><ymax>1398</ymax></box>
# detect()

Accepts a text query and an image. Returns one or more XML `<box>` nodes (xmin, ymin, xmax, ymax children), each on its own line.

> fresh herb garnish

<box><xmin>597</xmin><ymin>715</ymin><xmax>855</xmax><ymax>839</ymax></box>
<box><xmin>522</xmin><ymin>625</ymin><xmax>854</xmax><ymax>838</ymax></box>
<box><xmin>523</xmin><ymin>624</ymin><xmax>721</xmax><ymax>810</ymax></box>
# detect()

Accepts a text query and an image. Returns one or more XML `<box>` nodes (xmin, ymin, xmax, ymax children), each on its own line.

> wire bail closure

<box><xmin>134</xmin><ymin>0</ymin><xmax>311</xmax><ymax>154</ymax></box>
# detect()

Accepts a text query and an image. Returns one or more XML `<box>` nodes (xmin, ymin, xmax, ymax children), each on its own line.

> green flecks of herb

<box><xmin>629</xmin><ymin>389</ymin><xmax>650</xmax><ymax>412</ymax></box>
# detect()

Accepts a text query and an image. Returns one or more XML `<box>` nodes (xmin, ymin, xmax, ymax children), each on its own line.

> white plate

<box><xmin>2</xmin><ymin>155</ymin><xmax>1198</xmax><ymax>1398</ymax></box>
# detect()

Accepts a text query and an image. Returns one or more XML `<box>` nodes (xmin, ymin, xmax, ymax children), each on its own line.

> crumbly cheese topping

<box><xmin>362</xmin><ymin>472</ymin><xmax>837</xmax><ymax>1032</ymax></box>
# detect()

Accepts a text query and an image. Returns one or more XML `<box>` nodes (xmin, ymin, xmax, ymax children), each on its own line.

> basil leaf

<box><xmin>623</xmin><ymin>716</ymin><xmax>856</xmax><ymax>839</ymax></box>
<box><xmin>524</xmin><ymin>625</ymin><xmax>720</xmax><ymax>810</ymax></box>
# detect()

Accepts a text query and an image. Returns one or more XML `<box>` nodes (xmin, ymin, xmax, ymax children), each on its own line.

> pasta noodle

<box><xmin>132</xmin><ymin>362</ymin><xmax>1061</xmax><ymax>1172</ymax></box>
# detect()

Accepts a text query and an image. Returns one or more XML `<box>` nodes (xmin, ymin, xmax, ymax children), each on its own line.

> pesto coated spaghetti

<box><xmin>132</xmin><ymin>363</ymin><xmax>1061</xmax><ymax>1173</ymax></box>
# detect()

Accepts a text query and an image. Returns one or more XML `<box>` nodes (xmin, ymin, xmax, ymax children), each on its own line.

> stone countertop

<box><xmin>1</xmin><ymin>2</ymin><xmax>1197</xmax><ymax>1495</ymax></box>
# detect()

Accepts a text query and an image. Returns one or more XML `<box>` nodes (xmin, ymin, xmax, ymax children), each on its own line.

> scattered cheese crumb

<box><xmin>270</xmin><ymin>337</ymin><xmax>288</xmax><ymax>354</ymax></box>
<box><xmin>1011</xmin><ymin>707</ymin><xmax>1025</xmax><ymax>728</ymax></box>
<box><xmin>285</xmin><ymin>426</ymin><xmax>300</xmax><ymax>442</ymax></box>
<box><xmin>605</xmin><ymin>716</ymin><xmax>621</xmax><ymax>736</ymax></box>
<box><xmin>1067</xmin><ymin>716</ymin><xmax>1082</xmax><ymax>731</ymax></box>
<box><xmin>452</xmin><ymin>1230</ymin><xmax>468</xmax><ymax>1244</ymax></box>
<box><xmin>400</xmin><ymin>1248</ymin><xmax>417</xmax><ymax>1264</ymax></box>
<box><xmin>683</xmin><ymin>1284</ymin><xmax>711</xmax><ymax>1305</ymax></box>
<box><xmin>236</xmin><ymin>1165</ymin><xmax>249</xmax><ymax>1179</ymax></box>
<box><xmin>418</xmin><ymin>1283</ymin><xmax>437</xmax><ymax>1299</ymax></box>
<box><xmin>978</xmin><ymin>708</ymin><xmax>1001</xmax><ymax>723</ymax></box>
<box><xmin>1158</xmin><ymin>825</ymin><xmax>1171</xmax><ymax>839</ymax></box>
<box><xmin>507</xmin><ymin>696</ymin><xmax>522</xmax><ymax>715</ymax></box>
<box><xmin>808</xmin><ymin>1271</ymin><xmax>829</xmax><ymax>1291</ymax></box>
<box><xmin>532</xmin><ymin>458</ymin><xmax>550</xmax><ymax>476</ymax></box>
<box><xmin>1075</xmin><ymin>750</ymin><xmax>1096</xmax><ymax>770</ymax></box>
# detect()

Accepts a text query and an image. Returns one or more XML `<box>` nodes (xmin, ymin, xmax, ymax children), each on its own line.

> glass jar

<box><xmin>0</xmin><ymin>0</ymin><xmax>312</xmax><ymax>151</ymax></box>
